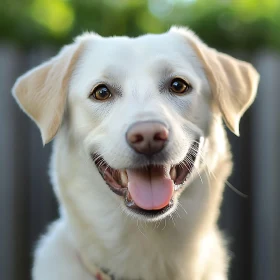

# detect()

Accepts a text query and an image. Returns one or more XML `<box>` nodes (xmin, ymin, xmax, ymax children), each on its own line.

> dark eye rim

<box><xmin>169</xmin><ymin>77</ymin><xmax>192</xmax><ymax>95</ymax></box>
<box><xmin>89</xmin><ymin>84</ymin><xmax>112</xmax><ymax>101</ymax></box>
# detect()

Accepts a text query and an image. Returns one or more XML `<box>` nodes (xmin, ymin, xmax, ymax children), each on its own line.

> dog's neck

<box><xmin>51</xmin><ymin>125</ymin><xmax>232</xmax><ymax>280</ymax></box>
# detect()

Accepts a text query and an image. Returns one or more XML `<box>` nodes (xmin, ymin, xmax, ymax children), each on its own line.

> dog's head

<box><xmin>12</xmin><ymin>27</ymin><xmax>259</xmax><ymax>221</ymax></box>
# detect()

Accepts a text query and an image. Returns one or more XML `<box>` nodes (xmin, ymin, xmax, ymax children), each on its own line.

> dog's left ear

<box><xmin>12</xmin><ymin>42</ymin><xmax>84</xmax><ymax>144</ymax></box>
<box><xmin>171</xmin><ymin>28</ymin><xmax>260</xmax><ymax>136</ymax></box>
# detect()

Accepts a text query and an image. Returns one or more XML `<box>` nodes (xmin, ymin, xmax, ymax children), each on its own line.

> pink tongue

<box><xmin>127</xmin><ymin>166</ymin><xmax>174</xmax><ymax>210</ymax></box>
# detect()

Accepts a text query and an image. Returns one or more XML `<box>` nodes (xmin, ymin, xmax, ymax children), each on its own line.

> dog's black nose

<box><xmin>126</xmin><ymin>121</ymin><xmax>169</xmax><ymax>155</ymax></box>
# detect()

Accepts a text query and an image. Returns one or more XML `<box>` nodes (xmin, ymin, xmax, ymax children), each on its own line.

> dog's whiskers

<box><xmin>154</xmin><ymin>220</ymin><xmax>161</xmax><ymax>230</ymax></box>
<box><xmin>161</xmin><ymin>219</ymin><xmax>167</xmax><ymax>231</ymax></box>
<box><xmin>174</xmin><ymin>208</ymin><xmax>181</xmax><ymax>219</ymax></box>
<box><xmin>169</xmin><ymin>213</ymin><xmax>176</xmax><ymax>228</ymax></box>
<box><xmin>202</xmin><ymin>158</ymin><xmax>247</xmax><ymax>198</ymax></box>
<box><xmin>185</xmin><ymin>155</ymin><xmax>203</xmax><ymax>184</ymax></box>
<box><xmin>224</xmin><ymin>179</ymin><xmax>248</xmax><ymax>198</ymax></box>
<box><xmin>178</xmin><ymin>202</ymin><xmax>188</xmax><ymax>216</ymax></box>
<box><xmin>137</xmin><ymin>219</ymin><xmax>148</xmax><ymax>239</ymax></box>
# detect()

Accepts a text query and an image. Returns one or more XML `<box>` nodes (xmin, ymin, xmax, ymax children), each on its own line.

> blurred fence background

<box><xmin>0</xmin><ymin>1</ymin><xmax>279</xmax><ymax>280</ymax></box>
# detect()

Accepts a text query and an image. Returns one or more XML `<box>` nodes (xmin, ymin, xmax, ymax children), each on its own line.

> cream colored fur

<box><xmin>12</xmin><ymin>27</ymin><xmax>259</xmax><ymax>280</ymax></box>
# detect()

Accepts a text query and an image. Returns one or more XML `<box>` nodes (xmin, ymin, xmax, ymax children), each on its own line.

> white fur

<box><xmin>13</xmin><ymin>28</ymin><xmax>257</xmax><ymax>280</ymax></box>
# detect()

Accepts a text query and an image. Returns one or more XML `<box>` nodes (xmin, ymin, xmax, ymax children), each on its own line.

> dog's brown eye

<box><xmin>91</xmin><ymin>85</ymin><xmax>112</xmax><ymax>101</ymax></box>
<box><xmin>170</xmin><ymin>78</ymin><xmax>191</xmax><ymax>94</ymax></box>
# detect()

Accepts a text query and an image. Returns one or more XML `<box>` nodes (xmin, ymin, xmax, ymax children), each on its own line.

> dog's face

<box><xmin>68</xmin><ymin>32</ymin><xmax>211</xmax><ymax>219</ymax></box>
<box><xmin>12</xmin><ymin>27</ymin><xmax>259</xmax><ymax>221</ymax></box>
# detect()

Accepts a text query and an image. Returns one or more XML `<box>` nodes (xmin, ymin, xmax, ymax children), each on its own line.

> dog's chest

<box><xmin>81</xmin><ymin>219</ymin><xmax>197</xmax><ymax>280</ymax></box>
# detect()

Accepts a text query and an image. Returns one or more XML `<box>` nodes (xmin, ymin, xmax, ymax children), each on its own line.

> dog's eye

<box><xmin>170</xmin><ymin>78</ymin><xmax>191</xmax><ymax>94</ymax></box>
<box><xmin>90</xmin><ymin>85</ymin><xmax>112</xmax><ymax>101</ymax></box>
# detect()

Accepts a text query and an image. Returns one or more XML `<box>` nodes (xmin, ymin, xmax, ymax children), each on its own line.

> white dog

<box><xmin>12</xmin><ymin>27</ymin><xmax>259</xmax><ymax>280</ymax></box>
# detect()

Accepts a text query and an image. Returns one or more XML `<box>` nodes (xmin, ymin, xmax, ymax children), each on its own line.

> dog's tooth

<box><xmin>125</xmin><ymin>190</ymin><xmax>136</xmax><ymax>207</ymax></box>
<box><xmin>170</xmin><ymin>166</ymin><xmax>177</xmax><ymax>181</ymax></box>
<box><xmin>120</xmin><ymin>170</ymin><xmax>128</xmax><ymax>187</ymax></box>
<box><xmin>126</xmin><ymin>191</ymin><xmax>133</xmax><ymax>201</ymax></box>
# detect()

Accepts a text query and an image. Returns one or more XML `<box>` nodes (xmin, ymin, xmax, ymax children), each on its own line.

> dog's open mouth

<box><xmin>92</xmin><ymin>140</ymin><xmax>200</xmax><ymax>216</ymax></box>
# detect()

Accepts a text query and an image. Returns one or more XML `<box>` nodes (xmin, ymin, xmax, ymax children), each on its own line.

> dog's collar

<box><xmin>79</xmin><ymin>252</ymin><xmax>115</xmax><ymax>280</ymax></box>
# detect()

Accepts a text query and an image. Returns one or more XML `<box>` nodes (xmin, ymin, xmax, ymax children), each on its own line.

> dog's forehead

<box><xmin>70</xmin><ymin>31</ymin><xmax>210</xmax><ymax>99</ymax></box>
<box><xmin>77</xmin><ymin>32</ymin><xmax>199</xmax><ymax>74</ymax></box>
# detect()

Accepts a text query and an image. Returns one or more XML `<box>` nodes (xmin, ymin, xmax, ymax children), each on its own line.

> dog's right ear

<box><xmin>170</xmin><ymin>27</ymin><xmax>259</xmax><ymax>136</ymax></box>
<box><xmin>12</xmin><ymin>42</ymin><xmax>84</xmax><ymax>145</ymax></box>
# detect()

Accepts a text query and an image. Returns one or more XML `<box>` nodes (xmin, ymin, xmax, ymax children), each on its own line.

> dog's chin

<box><xmin>91</xmin><ymin>140</ymin><xmax>201</xmax><ymax>222</ymax></box>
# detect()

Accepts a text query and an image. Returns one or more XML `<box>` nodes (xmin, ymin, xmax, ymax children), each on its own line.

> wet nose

<box><xmin>126</xmin><ymin>121</ymin><xmax>169</xmax><ymax>155</ymax></box>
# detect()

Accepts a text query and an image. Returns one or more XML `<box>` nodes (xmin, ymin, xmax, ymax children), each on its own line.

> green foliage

<box><xmin>0</xmin><ymin>0</ymin><xmax>279</xmax><ymax>51</ymax></box>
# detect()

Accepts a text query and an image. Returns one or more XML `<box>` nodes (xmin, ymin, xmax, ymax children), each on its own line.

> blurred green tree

<box><xmin>0</xmin><ymin>0</ymin><xmax>279</xmax><ymax>51</ymax></box>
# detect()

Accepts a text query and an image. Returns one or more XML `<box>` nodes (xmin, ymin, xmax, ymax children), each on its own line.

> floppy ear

<box><xmin>12</xmin><ymin>42</ymin><xmax>84</xmax><ymax>144</ymax></box>
<box><xmin>172</xmin><ymin>28</ymin><xmax>260</xmax><ymax>136</ymax></box>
